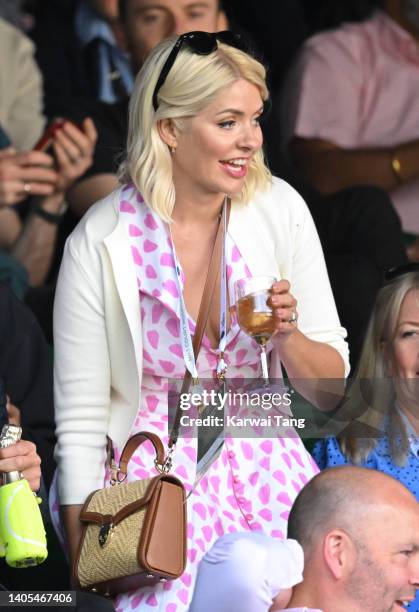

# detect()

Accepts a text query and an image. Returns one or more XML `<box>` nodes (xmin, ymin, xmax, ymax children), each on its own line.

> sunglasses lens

<box><xmin>186</xmin><ymin>32</ymin><xmax>217</xmax><ymax>54</ymax></box>
<box><xmin>217</xmin><ymin>31</ymin><xmax>248</xmax><ymax>52</ymax></box>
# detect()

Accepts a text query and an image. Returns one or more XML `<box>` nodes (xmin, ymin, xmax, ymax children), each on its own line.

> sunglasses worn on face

<box><xmin>152</xmin><ymin>31</ymin><xmax>251</xmax><ymax>112</ymax></box>
<box><xmin>384</xmin><ymin>262</ymin><xmax>419</xmax><ymax>281</ymax></box>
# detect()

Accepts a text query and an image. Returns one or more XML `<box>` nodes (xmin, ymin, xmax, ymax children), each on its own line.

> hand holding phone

<box><xmin>0</xmin><ymin>149</ymin><xmax>57</xmax><ymax>206</ymax></box>
<box><xmin>33</xmin><ymin>117</ymin><xmax>67</xmax><ymax>154</ymax></box>
<box><xmin>35</xmin><ymin>117</ymin><xmax>97</xmax><ymax>195</ymax></box>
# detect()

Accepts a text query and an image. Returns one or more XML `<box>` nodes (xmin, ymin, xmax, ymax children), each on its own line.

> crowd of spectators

<box><xmin>1</xmin><ymin>0</ymin><xmax>419</xmax><ymax>610</ymax></box>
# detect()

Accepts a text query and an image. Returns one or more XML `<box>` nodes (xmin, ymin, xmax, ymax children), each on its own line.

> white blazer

<box><xmin>54</xmin><ymin>177</ymin><xmax>349</xmax><ymax>504</ymax></box>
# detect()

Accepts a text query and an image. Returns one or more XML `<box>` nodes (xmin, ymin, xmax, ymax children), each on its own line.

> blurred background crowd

<box><xmin>1</xmin><ymin>0</ymin><xmax>419</xmax><ymax>601</ymax></box>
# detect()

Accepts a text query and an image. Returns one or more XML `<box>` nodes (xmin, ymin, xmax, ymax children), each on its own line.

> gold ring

<box><xmin>289</xmin><ymin>311</ymin><xmax>297</xmax><ymax>324</ymax></box>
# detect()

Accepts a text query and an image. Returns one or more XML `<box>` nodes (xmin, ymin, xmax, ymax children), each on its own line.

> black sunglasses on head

<box><xmin>152</xmin><ymin>31</ymin><xmax>251</xmax><ymax>112</ymax></box>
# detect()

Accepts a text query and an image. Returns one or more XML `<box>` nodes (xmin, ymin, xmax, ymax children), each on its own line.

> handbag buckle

<box><xmin>98</xmin><ymin>522</ymin><xmax>114</xmax><ymax>547</ymax></box>
<box><xmin>110</xmin><ymin>461</ymin><xmax>127</xmax><ymax>486</ymax></box>
<box><xmin>155</xmin><ymin>445</ymin><xmax>175</xmax><ymax>474</ymax></box>
<box><xmin>109</xmin><ymin>458</ymin><xmax>118</xmax><ymax>485</ymax></box>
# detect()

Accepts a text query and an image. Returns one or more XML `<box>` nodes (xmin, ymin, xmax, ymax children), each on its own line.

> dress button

<box><xmin>245</xmin><ymin>513</ymin><xmax>254</xmax><ymax>522</ymax></box>
<box><xmin>228</xmin><ymin>451</ymin><xmax>235</xmax><ymax>459</ymax></box>
<box><xmin>233</xmin><ymin>476</ymin><xmax>240</xmax><ymax>484</ymax></box>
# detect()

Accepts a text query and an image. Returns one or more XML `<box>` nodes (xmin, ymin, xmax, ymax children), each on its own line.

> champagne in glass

<box><xmin>235</xmin><ymin>276</ymin><xmax>276</xmax><ymax>385</ymax></box>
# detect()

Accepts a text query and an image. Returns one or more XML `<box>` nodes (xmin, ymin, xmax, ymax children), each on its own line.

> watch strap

<box><xmin>32</xmin><ymin>202</ymin><xmax>68</xmax><ymax>224</ymax></box>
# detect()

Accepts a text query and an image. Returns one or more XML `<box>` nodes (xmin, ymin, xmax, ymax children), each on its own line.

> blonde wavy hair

<box><xmin>118</xmin><ymin>36</ymin><xmax>272</xmax><ymax>221</ymax></box>
<box><xmin>338</xmin><ymin>270</ymin><xmax>419</xmax><ymax>466</ymax></box>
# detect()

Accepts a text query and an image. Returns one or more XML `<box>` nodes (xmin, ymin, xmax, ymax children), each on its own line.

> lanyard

<box><xmin>170</xmin><ymin>198</ymin><xmax>228</xmax><ymax>382</ymax></box>
<box><xmin>217</xmin><ymin>205</ymin><xmax>228</xmax><ymax>379</ymax></box>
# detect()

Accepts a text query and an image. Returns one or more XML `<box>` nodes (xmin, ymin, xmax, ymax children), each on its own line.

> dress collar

<box><xmin>119</xmin><ymin>184</ymin><xmax>182</xmax><ymax>319</ymax></box>
<box><xmin>119</xmin><ymin>185</ymin><xmax>247</xmax><ymax>350</ymax></box>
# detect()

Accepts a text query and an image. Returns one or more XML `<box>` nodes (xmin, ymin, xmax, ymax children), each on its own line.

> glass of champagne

<box><xmin>234</xmin><ymin>276</ymin><xmax>276</xmax><ymax>385</ymax></box>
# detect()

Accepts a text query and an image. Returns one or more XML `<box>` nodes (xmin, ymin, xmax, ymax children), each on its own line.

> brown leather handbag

<box><xmin>73</xmin><ymin>200</ymin><xmax>229</xmax><ymax>596</ymax></box>
<box><xmin>73</xmin><ymin>432</ymin><xmax>187</xmax><ymax>595</ymax></box>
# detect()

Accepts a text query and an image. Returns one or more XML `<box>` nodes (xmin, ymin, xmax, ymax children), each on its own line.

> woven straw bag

<box><xmin>73</xmin><ymin>432</ymin><xmax>187</xmax><ymax>596</ymax></box>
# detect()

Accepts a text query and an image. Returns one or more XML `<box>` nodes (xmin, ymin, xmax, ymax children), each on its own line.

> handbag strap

<box><xmin>117</xmin><ymin>431</ymin><xmax>165</xmax><ymax>480</ymax></box>
<box><xmin>168</xmin><ymin>198</ymin><xmax>230</xmax><ymax>450</ymax></box>
<box><xmin>110</xmin><ymin>198</ymin><xmax>230</xmax><ymax>479</ymax></box>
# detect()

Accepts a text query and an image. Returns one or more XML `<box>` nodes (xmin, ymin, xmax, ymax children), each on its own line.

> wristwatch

<box><xmin>32</xmin><ymin>201</ymin><xmax>68</xmax><ymax>224</ymax></box>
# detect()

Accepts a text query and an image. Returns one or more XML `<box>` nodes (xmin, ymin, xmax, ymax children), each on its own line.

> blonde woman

<box><xmin>313</xmin><ymin>266</ymin><xmax>419</xmax><ymax>493</ymax></box>
<box><xmin>313</xmin><ymin>266</ymin><xmax>419</xmax><ymax>612</ymax></box>
<box><xmin>51</xmin><ymin>33</ymin><xmax>349</xmax><ymax>610</ymax></box>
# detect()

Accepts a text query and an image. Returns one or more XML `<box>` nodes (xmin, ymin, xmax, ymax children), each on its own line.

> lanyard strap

<box><xmin>171</xmin><ymin>242</ymin><xmax>200</xmax><ymax>381</ymax></box>
<box><xmin>169</xmin><ymin>198</ymin><xmax>230</xmax><ymax>449</ymax></box>
<box><xmin>217</xmin><ymin>205</ymin><xmax>228</xmax><ymax>378</ymax></box>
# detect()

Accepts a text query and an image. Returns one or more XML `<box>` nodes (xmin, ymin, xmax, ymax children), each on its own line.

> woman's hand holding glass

<box><xmin>235</xmin><ymin>277</ymin><xmax>298</xmax><ymax>385</ymax></box>
<box><xmin>268</xmin><ymin>280</ymin><xmax>299</xmax><ymax>338</ymax></box>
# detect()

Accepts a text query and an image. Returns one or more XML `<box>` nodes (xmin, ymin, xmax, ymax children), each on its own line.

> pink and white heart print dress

<box><xmin>50</xmin><ymin>185</ymin><xmax>319</xmax><ymax>612</ymax></box>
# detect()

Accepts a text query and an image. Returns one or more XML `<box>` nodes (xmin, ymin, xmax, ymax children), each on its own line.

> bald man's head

<box><xmin>287</xmin><ymin>466</ymin><xmax>417</xmax><ymax>560</ymax></box>
<box><xmin>287</xmin><ymin>467</ymin><xmax>419</xmax><ymax>611</ymax></box>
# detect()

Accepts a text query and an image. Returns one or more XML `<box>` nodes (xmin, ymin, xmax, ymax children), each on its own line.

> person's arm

<box><xmin>67</xmin><ymin>173</ymin><xmax>118</xmax><ymax>217</ymax></box>
<box><xmin>0</xmin><ymin>119</ymin><xmax>96</xmax><ymax>285</ymax></box>
<box><xmin>61</xmin><ymin>505</ymin><xmax>83</xmax><ymax>570</ymax></box>
<box><xmin>0</xmin><ymin>148</ymin><xmax>59</xmax><ymax>281</ymax></box>
<box><xmin>270</xmin><ymin>281</ymin><xmax>345</xmax><ymax>412</ymax></box>
<box><xmin>54</xmin><ymin>231</ymin><xmax>112</xmax><ymax>562</ymax></box>
<box><xmin>272</xmin><ymin>312</ymin><xmax>345</xmax><ymax>380</ymax></box>
<box><xmin>270</xmin><ymin>183</ymin><xmax>349</xmax><ymax>410</ymax></box>
<box><xmin>279</xmin><ymin>31</ymin><xmax>410</xmax><ymax>196</ymax></box>
<box><xmin>11</xmin><ymin>193</ymin><xmax>66</xmax><ymax>286</ymax></box>
<box><xmin>290</xmin><ymin>136</ymin><xmax>419</xmax><ymax>195</ymax></box>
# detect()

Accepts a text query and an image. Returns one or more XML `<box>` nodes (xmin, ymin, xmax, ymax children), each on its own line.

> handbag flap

<box><xmin>80</xmin><ymin>475</ymin><xmax>162</xmax><ymax>526</ymax></box>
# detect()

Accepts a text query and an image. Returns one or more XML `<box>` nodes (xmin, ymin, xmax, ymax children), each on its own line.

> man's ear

<box><xmin>157</xmin><ymin>118</ymin><xmax>178</xmax><ymax>149</ymax></box>
<box><xmin>216</xmin><ymin>10</ymin><xmax>229</xmax><ymax>30</ymax></box>
<box><xmin>323</xmin><ymin>529</ymin><xmax>357</xmax><ymax>580</ymax></box>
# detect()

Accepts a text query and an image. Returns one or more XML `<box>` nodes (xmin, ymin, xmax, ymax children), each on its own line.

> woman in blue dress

<box><xmin>313</xmin><ymin>265</ymin><xmax>419</xmax><ymax>611</ymax></box>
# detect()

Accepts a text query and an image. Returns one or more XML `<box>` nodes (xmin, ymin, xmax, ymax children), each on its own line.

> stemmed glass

<box><xmin>234</xmin><ymin>276</ymin><xmax>276</xmax><ymax>386</ymax></box>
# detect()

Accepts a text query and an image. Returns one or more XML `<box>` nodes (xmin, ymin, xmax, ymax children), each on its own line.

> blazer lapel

<box><xmin>104</xmin><ymin>197</ymin><xmax>143</xmax><ymax>377</ymax></box>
